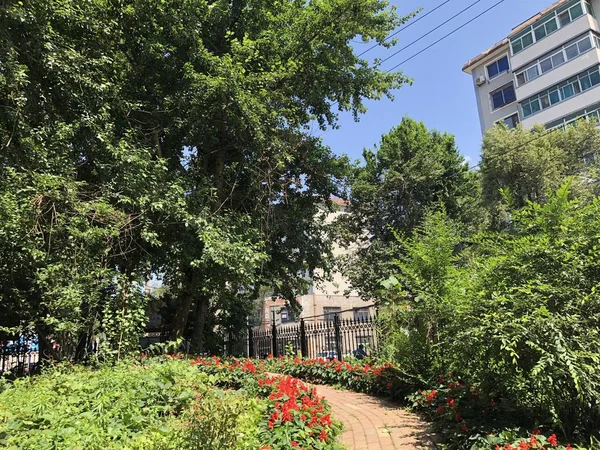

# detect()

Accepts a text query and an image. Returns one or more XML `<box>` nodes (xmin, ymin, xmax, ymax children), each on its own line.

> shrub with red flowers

<box><xmin>191</xmin><ymin>356</ymin><xmax>343</xmax><ymax>450</ymax></box>
<box><xmin>263</xmin><ymin>356</ymin><xmax>419</xmax><ymax>400</ymax></box>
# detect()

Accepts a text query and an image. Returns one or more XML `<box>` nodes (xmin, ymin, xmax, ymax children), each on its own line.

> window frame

<box><xmin>496</xmin><ymin>113</ymin><xmax>520</xmax><ymax>129</ymax></box>
<box><xmin>510</xmin><ymin>0</ymin><xmax>588</xmax><ymax>55</ymax></box>
<box><xmin>514</xmin><ymin>34</ymin><xmax>595</xmax><ymax>87</ymax></box>
<box><xmin>520</xmin><ymin>65</ymin><xmax>600</xmax><ymax>118</ymax></box>
<box><xmin>486</xmin><ymin>55</ymin><xmax>510</xmax><ymax>80</ymax></box>
<box><xmin>490</xmin><ymin>83</ymin><xmax>517</xmax><ymax>111</ymax></box>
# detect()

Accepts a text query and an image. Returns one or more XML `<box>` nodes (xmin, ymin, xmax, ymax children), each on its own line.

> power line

<box><xmin>358</xmin><ymin>0</ymin><xmax>453</xmax><ymax>57</ymax></box>
<box><xmin>385</xmin><ymin>0</ymin><xmax>507</xmax><ymax>72</ymax></box>
<box><xmin>378</xmin><ymin>0</ymin><xmax>485</xmax><ymax>65</ymax></box>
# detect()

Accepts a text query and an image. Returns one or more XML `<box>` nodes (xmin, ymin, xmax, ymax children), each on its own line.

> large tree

<box><xmin>0</xmin><ymin>0</ymin><xmax>414</xmax><ymax>357</ymax></box>
<box><xmin>480</xmin><ymin>121</ymin><xmax>600</xmax><ymax>228</ymax></box>
<box><xmin>341</xmin><ymin>117</ymin><xmax>482</xmax><ymax>300</ymax></box>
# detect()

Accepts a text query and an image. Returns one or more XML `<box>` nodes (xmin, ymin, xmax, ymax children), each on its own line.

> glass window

<box><xmin>581</xmin><ymin>74</ymin><xmax>592</xmax><ymax>90</ymax></box>
<box><xmin>517</xmin><ymin>72</ymin><xmax>526</xmax><ymax>85</ymax></box>
<box><xmin>491</xmin><ymin>84</ymin><xmax>516</xmax><ymax>110</ymax></box>
<box><xmin>512</xmin><ymin>40</ymin><xmax>523</xmax><ymax>54</ymax></box>
<box><xmin>531</xmin><ymin>99</ymin><xmax>541</xmax><ymax>114</ymax></box>
<box><xmin>566</xmin><ymin>43</ymin><xmax>579</xmax><ymax>59</ymax></box>
<box><xmin>562</xmin><ymin>84</ymin><xmax>575</xmax><ymax>98</ymax></box>
<box><xmin>540</xmin><ymin>95</ymin><xmax>551</xmax><ymax>109</ymax></box>
<box><xmin>353</xmin><ymin>308</ymin><xmax>370</xmax><ymax>322</ymax></box>
<box><xmin>522</xmin><ymin>33</ymin><xmax>534</xmax><ymax>48</ymax></box>
<box><xmin>492</xmin><ymin>91</ymin><xmax>504</xmax><ymax>109</ymax></box>
<box><xmin>535</xmin><ymin>25</ymin><xmax>547</xmax><ymax>41</ymax></box>
<box><xmin>549</xmin><ymin>89</ymin><xmax>561</xmax><ymax>104</ymax></box>
<box><xmin>323</xmin><ymin>307</ymin><xmax>341</xmax><ymax>322</ymax></box>
<box><xmin>522</xmin><ymin>103</ymin><xmax>532</xmax><ymax>117</ymax></box>
<box><xmin>504</xmin><ymin>85</ymin><xmax>516</xmax><ymax>103</ymax></box>
<box><xmin>504</xmin><ymin>114</ymin><xmax>519</xmax><ymax>129</ymax></box>
<box><xmin>526</xmin><ymin>65</ymin><xmax>539</xmax><ymax>81</ymax></box>
<box><xmin>591</xmin><ymin>69</ymin><xmax>600</xmax><ymax>85</ymax></box>
<box><xmin>540</xmin><ymin>57</ymin><xmax>553</xmax><ymax>73</ymax></box>
<box><xmin>498</xmin><ymin>56</ymin><xmax>509</xmax><ymax>73</ymax></box>
<box><xmin>486</xmin><ymin>56</ymin><xmax>509</xmax><ymax>79</ymax></box>
<box><xmin>559</xmin><ymin>10</ymin><xmax>571</xmax><ymax>26</ymax></box>
<box><xmin>546</xmin><ymin>17</ymin><xmax>559</xmax><ymax>34</ymax></box>
<box><xmin>552</xmin><ymin>51</ymin><xmax>565</xmax><ymax>67</ymax></box>
<box><xmin>578</xmin><ymin>37</ymin><xmax>592</xmax><ymax>52</ymax></box>
<box><xmin>574</xmin><ymin>80</ymin><xmax>582</xmax><ymax>94</ymax></box>
<box><xmin>571</xmin><ymin>3</ymin><xmax>584</xmax><ymax>19</ymax></box>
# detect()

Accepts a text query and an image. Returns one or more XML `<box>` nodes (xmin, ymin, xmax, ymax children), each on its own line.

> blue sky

<box><xmin>319</xmin><ymin>0</ymin><xmax>554</xmax><ymax>166</ymax></box>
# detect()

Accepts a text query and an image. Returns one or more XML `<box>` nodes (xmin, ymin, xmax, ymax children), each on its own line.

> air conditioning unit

<box><xmin>475</xmin><ymin>75</ymin><xmax>487</xmax><ymax>86</ymax></box>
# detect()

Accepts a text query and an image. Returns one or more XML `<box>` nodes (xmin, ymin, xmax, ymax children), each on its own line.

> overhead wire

<box><xmin>357</xmin><ymin>0</ymin><xmax>454</xmax><ymax>57</ymax></box>
<box><xmin>385</xmin><ymin>0</ymin><xmax>508</xmax><ymax>71</ymax></box>
<box><xmin>378</xmin><ymin>0</ymin><xmax>486</xmax><ymax>65</ymax></box>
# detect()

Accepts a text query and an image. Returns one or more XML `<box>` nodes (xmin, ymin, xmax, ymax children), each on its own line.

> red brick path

<box><xmin>313</xmin><ymin>384</ymin><xmax>437</xmax><ymax>450</ymax></box>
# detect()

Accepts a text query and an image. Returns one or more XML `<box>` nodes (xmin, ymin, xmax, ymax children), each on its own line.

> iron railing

<box><xmin>248</xmin><ymin>309</ymin><xmax>378</xmax><ymax>360</ymax></box>
<box><xmin>0</xmin><ymin>339</ymin><xmax>39</xmax><ymax>376</ymax></box>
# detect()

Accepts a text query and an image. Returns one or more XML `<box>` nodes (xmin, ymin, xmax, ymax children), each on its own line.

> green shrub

<box><xmin>0</xmin><ymin>358</ymin><xmax>260</xmax><ymax>450</ymax></box>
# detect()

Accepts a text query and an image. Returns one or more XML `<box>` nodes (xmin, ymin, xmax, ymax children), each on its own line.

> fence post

<box><xmin>248</xmin><ymin>326</ymin><xmax>254</xmax><ymax>358</ymax></box>
<box><xmin>272</xmin><ymin>318</ymin><xmax>278</xmax><ymax>358</ymax></box>
<box><xmin>334</xmin><ymin>313</ymin><xmax>342</xmax><ymax>361</ymax></box>
<box><xmin>300</xmin><ymin>319</ymin><xmax>308</xmax><ymax>358</ymax></box>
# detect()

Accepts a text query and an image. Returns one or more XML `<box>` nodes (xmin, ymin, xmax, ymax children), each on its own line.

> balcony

<box><xmin>511</xmin><ymin>13</ymin><xmax>599</xmax><ymax>70</ymax></box>
<box><xmin>515</xmin><ymin>46</ymin><xmax>600</xmax><ymax>100</ymax></box>
<box><xmin>521</xmin><ymin>80</ymin><xmax>600</xmax><ymax>128</ymax></box>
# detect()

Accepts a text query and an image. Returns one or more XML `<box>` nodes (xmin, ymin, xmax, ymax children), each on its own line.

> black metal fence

<box><xmin>0</xmin><ymin>340</ymin><xmax>39</xmax><ymax>376</ymax></box>
<box><xmin>248</xmin><ymin>309</ymin><xmax>378</xmax><ymax>360</ymax></box>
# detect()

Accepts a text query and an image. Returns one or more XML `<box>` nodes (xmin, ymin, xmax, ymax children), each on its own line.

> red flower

<box><xmin>291</xmin><ymin>442</ymin><xmax>299</xmax><ymax>447</ymax></box>
<box><xmin>518</xmin><ymin>440</ymin><xmax>529</xmax><ymax>450</ymax></box>
<box><xmin>533</xmin><ymin>429</ymin><xmax>542</xmax><ymax>436</ymax></box>
<box><xmin>530</xmin><ymin>436</ymin><xmax>539</xmax><ymax>447</ymax></box>
<box><xmin>425</xmin><ymin>390</ymin><xmax>438</xmax><ymax>403</ymax></box>
<box><xmin>547</xmin><ymin>435</ymin><xmax>558</xmax><ymax>447</ymax></box>
<box><xmin>566</xmin><ymin>445</ymin><xmax>573</xmax><ymax>450</ymax></box>
<box><xmin>267</xmin><ymin>420</ymin><xmax>274</xmax><ymax>429</ymax></box>
<box><xmin>460</xmin><ymin>423</ymin><xmax>468</xmax><ymax>432</ymax></box>
<box><xmin>319</xmin><ymin>429</ymin><xmax>328</xmax><ymax>441</ymax></box>
<box><xmin>447</xmin><ymin>398</ymin><xmax>455</xmax><ymax>407</ymax></box>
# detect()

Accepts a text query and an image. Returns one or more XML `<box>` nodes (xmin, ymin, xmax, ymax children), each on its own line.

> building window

<box><xmin>491</xmin><ymin>83</ymin><xmax>516</xmax><ymax>110</ymax></box>
<box><xmin>510</xmin><ymin>0</ymin><xmax>587</xmax><ymax>55</ymax></box>
<box><xmin>486</xmin><ymin>56</ymin><xmax>509</xmax><ymax>80</ymax></box>
<box><xmin>497</xmin><ymin>113</ymin><xmax>520</xmax><ymax>129</ymax></box>
<box><xmin>515</xmin><ymin>35</ymin><xmax>594</xmax><ymax>86</ymax></box>
<box><xmin>280</xmin><ymin>307</ymin><xmax>294</xmax><ymax>323</ymax></box>
<box><xmin>545</xmin><ymin>102</ymin><xmax>600</xmax><ymax>129</ymax></box>
<box><xmin>521</xmin><ymin>65</ymin><xmax>600</xmax><ymax>118</ymax></box>
<box><xmin>323</xmin><ymin>307</ymin><xmax>341</xmax><ymax>322</ymax></box>
<box><xmin>353</xmin><ymin>308</ymin><xmax>370</xmax><ymax>322</ymax></box>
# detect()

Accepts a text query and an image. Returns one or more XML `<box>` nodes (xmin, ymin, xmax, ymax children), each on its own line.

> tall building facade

<box><xmin>463</xmin><ymin>0</ymin><xmax>600</xmax><ymax>133</ymax></box>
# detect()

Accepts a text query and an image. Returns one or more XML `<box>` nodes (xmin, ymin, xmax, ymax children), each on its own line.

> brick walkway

<box><xmin>314</xmin><ymin>384</ymin><xmax>437</xmax><ymax>450</ymax></box>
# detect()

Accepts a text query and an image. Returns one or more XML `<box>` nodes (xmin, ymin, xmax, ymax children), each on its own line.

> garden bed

<box><xmin>0</xmin><ymin>356</ymin><xmax>342</xmax><ymax>450</ymax></box>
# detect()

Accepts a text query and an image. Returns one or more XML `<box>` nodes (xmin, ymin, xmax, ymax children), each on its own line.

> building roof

<box><xmin>329</xmin><ymin>197</ymin><xmax>348</xmax><ymax>206</ymax></box>
<box><xmin>462</xmin><ymin>0</ymin><xmax>570</xmax><ymax>72</ymax></box>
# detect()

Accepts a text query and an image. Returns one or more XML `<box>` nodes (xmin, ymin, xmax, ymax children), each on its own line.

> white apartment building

<box><xmin>463</xmin><ymin>0</ymin><xmax>600</xmax><ymax>133</ymax></box>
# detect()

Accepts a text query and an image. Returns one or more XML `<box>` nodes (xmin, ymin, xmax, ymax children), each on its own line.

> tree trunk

<box><xmin>170</xmin><ymin>270</ymin><xmax>196</xmax><ymax>339</ymax></box>
<box><xmin>190</xmin><ymin>295</ymin><xmax>209</xmax><ymax>354</ymax></box>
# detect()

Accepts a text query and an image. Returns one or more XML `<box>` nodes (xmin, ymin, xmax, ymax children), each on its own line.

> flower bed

<box><xmin>408</xmin><ymin>375</ymin><xmax>583</xmax><ymax>450</ymax></box>
<box><xmin>191</xmin><ymin>356</ymin><xmax>343</xmax><ymax>450</ymax></box>
<box><xmin>263</xmin><ymin>356</ymin><xmax>420</xmax><ymax>400</ymax></box>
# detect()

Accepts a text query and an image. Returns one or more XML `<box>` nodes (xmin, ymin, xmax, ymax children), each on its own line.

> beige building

<box><xmin>255</xmin><ymin>199</ymin><xmax>375</xmax><ymax>328</ymax></box>
<box><xmin>464</xmin><ymin>0</ymin><xmax>600</xmax><ymax>133</ymax></box>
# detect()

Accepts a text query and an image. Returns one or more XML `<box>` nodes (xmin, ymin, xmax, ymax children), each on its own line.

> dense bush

<box><xmin>379</xmin><ymin>183</ymin><xmax>600</xmax><ymax>445</ymax></box>
<box><xmin>0</xmin><ymin>358</ymin><xmax>262</xmax><ymax>449</ymax></box>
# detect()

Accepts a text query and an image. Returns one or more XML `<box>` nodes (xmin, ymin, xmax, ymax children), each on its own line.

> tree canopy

<box><xmin>0</xmin><ymin>0</ymin><xmax>414</xmax><ymax>357</ymax></box>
